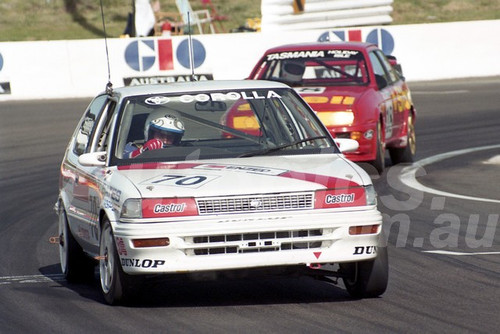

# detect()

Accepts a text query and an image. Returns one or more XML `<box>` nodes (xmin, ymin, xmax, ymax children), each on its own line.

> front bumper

<box><xmin>111</xmin><ymin>207</ymin><xmax>382</xmax><ymax>275</ymax></box>
<box><xmin>330</xmin><ymin>124</ymin><xmax>377</xmax><ymax>162</ymax></box>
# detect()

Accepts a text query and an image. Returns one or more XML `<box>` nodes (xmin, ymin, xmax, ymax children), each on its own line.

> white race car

<box><xmin>55</xmin><ymin>80</ymin><xmax>387</xmax><ymax>304</ymax></box>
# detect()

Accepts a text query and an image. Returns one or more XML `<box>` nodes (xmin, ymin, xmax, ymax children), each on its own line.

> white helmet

<box><xmin>145</xmin><ymin>114</ymin><xmax>185</xmax><ymax>145</ymax></box>
<box><xmin>281</xmin><ymin>60</ymin><xmax>305</xmax><ymax>83</ymax></box>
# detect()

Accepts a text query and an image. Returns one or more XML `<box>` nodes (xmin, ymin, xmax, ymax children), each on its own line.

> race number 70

<box><xmin>150</xmin><ymin>174</ymin><xmax>212</xmax><ymax>187</ymax></box>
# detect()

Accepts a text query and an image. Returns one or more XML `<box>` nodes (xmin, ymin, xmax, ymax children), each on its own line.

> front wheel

<box><xmin>340</xmin><ymin>246</ymin><xmax>389</xmax><ymax>298</ymax></box>
<box><xmin>99</xmin><ymin>218</ymin><xmax>132</xmax><ymax>305</ymax></box>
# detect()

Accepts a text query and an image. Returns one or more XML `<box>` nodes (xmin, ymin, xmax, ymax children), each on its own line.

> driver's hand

<box><xmin>142</xmin><ymin>139</ymin><xmax>163</xmax><ymax>152</ymax></box>
<box><xmin>130</xmin><ymin>139</ymin><xmax>163</xmax><ymax>158</ymax></box>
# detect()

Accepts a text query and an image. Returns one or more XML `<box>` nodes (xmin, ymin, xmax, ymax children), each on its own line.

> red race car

<box><xmin>248</xmin><ymin>42</ymin><xmax>416</xmax><ymax>173</ymax></box>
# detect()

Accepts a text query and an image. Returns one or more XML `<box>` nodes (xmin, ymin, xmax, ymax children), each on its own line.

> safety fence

<box><xmin>261</xmin><ymin>0</ymin><xmax>393</xmax><ymax>31</ymax></box>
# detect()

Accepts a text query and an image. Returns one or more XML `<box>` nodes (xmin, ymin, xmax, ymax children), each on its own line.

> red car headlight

<box><xmin>317</xmin><ymin>111</ymin><xmax>354</xmax><ymax>126</ymax></box>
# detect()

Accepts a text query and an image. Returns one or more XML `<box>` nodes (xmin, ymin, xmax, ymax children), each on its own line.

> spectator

<box><xmin>134</xmin><ymin>0</ymin><xmax>156</xmax><ymax>36</ymax></box>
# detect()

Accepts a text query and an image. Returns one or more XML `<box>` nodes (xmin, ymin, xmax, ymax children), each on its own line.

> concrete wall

<box><xmin>0</xmin><ymin>20</ymin><xmax>499</xmax><ymax>101</ymax></box>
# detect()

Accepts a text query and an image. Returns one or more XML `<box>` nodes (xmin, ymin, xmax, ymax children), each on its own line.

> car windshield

<box><xmin>254</xmin><ymin>49</ymin><xmax>369</xmax><ymax>87</ymax></box>
<box><xmin>112</xmin><ymin>88</ymin><xmax>338</xmax><ymax>164</ymax></box>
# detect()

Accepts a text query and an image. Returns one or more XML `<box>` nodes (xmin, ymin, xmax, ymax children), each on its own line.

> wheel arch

<box><xmin>56</xmin><ymin>192</ymin><xmax>71</xmax><ymax>215</ymax></box>
<box><xmin>401</xmin><ymin>104</ymin><xmax>416</xmax><ymax>138</ymax></box>
<box><xmin>99</xmin><ymin>207</ymin><xmax>118</xmax><ymax>229</ymax></box>
<box><xmin>377</xmin><ymin>110</ymin><xmax>386</xmax><ymax>145</ymax></box>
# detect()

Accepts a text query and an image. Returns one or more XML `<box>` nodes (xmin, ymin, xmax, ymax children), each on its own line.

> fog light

<box><xmin>132</xmin><ymin>238</ymin><xmax>170</xmax><ymax>248</ymax></box>
<box><xmin>349</xmin><ymin>225</ymin><xmax>379</xmax><ymax>235</ymax></box>
<box><xmin>364</xmin><ymin>129</ymin><xmax>374</xmax><ymax>140</ymax></box>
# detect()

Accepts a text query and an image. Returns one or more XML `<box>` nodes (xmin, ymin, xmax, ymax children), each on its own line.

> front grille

<box><xmin>190</xmin><ymin>229</ymin><xmax>323</xmax><ymax>255</ymax></box>
<box><xmin>197</xmin><ymin>192</ymin><xmax>314</xmax><ymax>215</ymax></box>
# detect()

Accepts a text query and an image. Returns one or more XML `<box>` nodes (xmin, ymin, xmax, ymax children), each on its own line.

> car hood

<box><xmin>115</xmin><ymin>155</ymin><xmax>369</xmax><ymax>198</ymax></box>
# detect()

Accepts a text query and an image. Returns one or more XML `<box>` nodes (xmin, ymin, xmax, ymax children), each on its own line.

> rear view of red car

<box><xmin>248</xmin><ymin>42</ymin><xmax>416</xmax><ymax>173</ymax></box>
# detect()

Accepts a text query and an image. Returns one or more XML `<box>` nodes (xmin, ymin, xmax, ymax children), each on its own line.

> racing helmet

<box><xmin>145</xmin><ymin>114</ymin><xmax>185</xmax><ymax>145</ymax></box>
<box><xmin>281</xmin><ymin>60</ymin><xmax>305</xmax><ymax>83</ymax></box>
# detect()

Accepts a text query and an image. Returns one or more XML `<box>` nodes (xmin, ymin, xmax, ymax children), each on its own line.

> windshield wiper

<box><xmin>238</xmin><ymin>136</ymin><xmax>328</xmax><ymax>157</ymax></box>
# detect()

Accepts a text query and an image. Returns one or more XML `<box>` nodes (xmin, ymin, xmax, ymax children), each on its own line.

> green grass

<box><xmin>392</xmin><ymin>0</ymin><xmax>500</xmax><ymax>24</ymax></box>
<box><xmin>0</xmin><ymin>0</ymin><xmax>499</xmax><ymax>42</ymax></box>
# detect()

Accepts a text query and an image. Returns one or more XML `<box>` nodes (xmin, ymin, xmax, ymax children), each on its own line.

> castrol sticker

<box><xmin>142</xmin><ymin>198</ymin><xmax>198</xmax><ymax>218</ymax></box>
<box><xmin>315</xmin><ymin>187</ymin><xmax>366</xmax><ymax>208</ymax></box>
<box><xmin>324</xmin><ymin>193</ymin><xmax>355</xmax><ymax>204</ymax></box>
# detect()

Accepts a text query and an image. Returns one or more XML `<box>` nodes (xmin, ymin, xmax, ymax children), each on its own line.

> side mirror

<box><xmin>386</xmin><ymin>54</ymin><xmax>404</xmax><ymax>78</ymax></box>
<box><xmin>334</xmin><ymin>138</ymin><xmax>359</xmax><ymax>153</ymax></box>
<box><xmin>78</xmin><ymin>151</ymin><xmax>107</xmax><ymax>167</ymax></box>
<box><xmin>386</xmin><ymin>55</ymin><xmax>398</xmax><ymax>67</ymax></box>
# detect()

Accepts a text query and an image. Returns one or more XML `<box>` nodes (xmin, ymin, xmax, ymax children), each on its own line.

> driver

<box><xmin>125</xmin><ymin>114</ymin><xmax>185</xmax><ymax>158</ymax></box>
<box><xmin>280</xmin><ymin>60</ymin><xmax>305</xmax><ymax>84</ymax></box>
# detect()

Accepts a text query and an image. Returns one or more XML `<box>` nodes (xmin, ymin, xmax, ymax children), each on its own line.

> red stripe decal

<box><xmin>118</xmin><ymin>162</ymin><xmax>201</xmax><ymax>170</ymax></box>
<box><xmin>279</xmin><ymin>171</ymin><xmax>360</xmax><ymax>188</ymax></box>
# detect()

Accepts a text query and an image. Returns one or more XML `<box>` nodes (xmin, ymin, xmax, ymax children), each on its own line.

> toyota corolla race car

<box><xmin>248</xmin><ymin>42</ymin><xmax>417</xmax><ymax>173</ymax></box>
<box><xmin>55</xmin><ymin>80</ymin><xmax>387</xmax><ymax>305</ymax></box>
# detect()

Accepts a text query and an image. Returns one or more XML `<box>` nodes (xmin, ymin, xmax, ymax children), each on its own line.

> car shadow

<box><xmin>39</xmin><ymin>264</ymin><xmax>357</xmax><ymax>307</ymax></box>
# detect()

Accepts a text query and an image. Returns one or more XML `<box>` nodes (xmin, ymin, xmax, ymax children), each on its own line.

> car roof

<box><xmin>263</xmin><ymin>42</ymin><xmax>375</xmax><ymax>54</ymax></box>
<box><xmin>110</xmin><ymin>80</ymin><xmax>291</xmax><ymax>98</ymax></box>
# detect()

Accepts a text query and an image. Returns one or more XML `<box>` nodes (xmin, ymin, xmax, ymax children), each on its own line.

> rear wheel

<box><xmin>58</xmin><ymin>206</ymin><xmax>94</xmax><ymax>282</ymax></box>
<box><xmin>99</xmin><ymin>218</ymin><xmax>133</xmax><ymax>305</ymax></box>
<box><xmin>389</xmin><ymin>113</ymin><xmax>416</xmax><ymax>164</ymax></box>
<box><xmin>369</xmin><ymin>121</ymin><xmax>385</xmax><ymax>174</ymax></box>
<box><xmin>341</xmin><ymin>246</ymin><xmax>389</xmax><ymax>298</ymax></box>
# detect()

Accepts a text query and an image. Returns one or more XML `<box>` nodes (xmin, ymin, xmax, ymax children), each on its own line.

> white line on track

<box><xmin>484</xmin><ymin>155</ymin><xmax>500</xmax><ymax>164</ymax></box>
<box><xmin>411</xmin><ymin>90</ymin><xmax>469</xmax><ymax>95</ymax></box>
<box><xmin>399</xmin><ymin>144</ymin><xmax>500</xmax><ymax>204</ymax></box>
<box><xmin>423</xmin><ymin>250</ymin><xmax>500</xmax><ymax>256</ymax></box>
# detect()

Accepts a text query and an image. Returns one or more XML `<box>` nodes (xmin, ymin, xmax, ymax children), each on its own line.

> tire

<box><xmin>341</xmin><ymin>246</ymin><xmax>389</xmax><ymax>298</ymax></box>
<box><xmin>58</xmin><ymin>207</ymin><xmax>95</xmax><ymax>282</ymax></box>
<box><xmin>99</xmin><ymin>218</ymin><xmax>132</xmax><ymax>305</ymax></box>
<box><xmin>369</xmin><ymin>121</ymin><xmax>385</xmax><ymax>174</ymax></box>
<box><xmin>389</xmin><ymin>113</ymin><xmax>416</xmax><ymax>164</ymax></box>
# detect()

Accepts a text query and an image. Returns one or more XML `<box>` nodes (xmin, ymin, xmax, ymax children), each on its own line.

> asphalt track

<box><xmin>1</xmin><ymin>77</ymin><xmax>499</xmax><ymax>333</ymax></box>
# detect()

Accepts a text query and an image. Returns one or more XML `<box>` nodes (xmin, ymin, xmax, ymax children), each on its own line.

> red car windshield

<box><xmin>254</xmin><ymin>49</ymin><xmax>370</xmax><ymax>87</ymax></box>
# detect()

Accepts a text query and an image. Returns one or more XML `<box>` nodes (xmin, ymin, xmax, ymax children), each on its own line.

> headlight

<box><xmin>317</xmin><ymin>111</ymin><xmax>354</xmax><ymax>126</ymax></box>
<box><xmin>364</xmin><ymin>185</ymin><xmax>377</xmax><ymax>206</ymax></box>
<box><xmin>121</xmin><ymin>199</ymin><xmax>142</xmax><ymax>219</ymax></box>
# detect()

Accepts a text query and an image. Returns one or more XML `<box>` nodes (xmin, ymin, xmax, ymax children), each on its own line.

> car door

<box><xmin>368</xmin><ymin>50</ymin><xmax>395</xmax><ymax>142</ymax></box>
<box><xmin>370</xmin><ymin>49</ymin><xmax>409</xmax><ymax>143</ymax></box>
<box><xmin>374</xmin><ymin>49</ymin><xmax>408</xmax><ymax>140</ymax></box>
<box><xmin>63</xmin><ymin>95</ymin><xmax>115</xmax><ymax>250</ymax></box>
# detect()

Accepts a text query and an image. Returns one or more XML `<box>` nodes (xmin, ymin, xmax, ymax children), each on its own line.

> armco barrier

<box><xmin>0</xmin><ymin>20</ymin><xmax>499</xmax><ymax>101</ymax></box>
